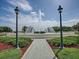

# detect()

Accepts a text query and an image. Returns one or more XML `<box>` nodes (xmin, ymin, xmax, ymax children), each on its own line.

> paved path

<box><xmin>22</xmin><ymin>39</ymin><xmax>57</xmax><ymax>59</ymax></box>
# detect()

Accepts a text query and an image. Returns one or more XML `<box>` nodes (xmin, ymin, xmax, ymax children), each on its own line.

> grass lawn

<box><xmin>0</xmin><ymin>48</ymin><xmax>20</xmax><ymax>59</ymax></box>
<box><xmin>53</xmin><ymin>48</ymin><xmax>79</xmax><ymax>59</ymax></box>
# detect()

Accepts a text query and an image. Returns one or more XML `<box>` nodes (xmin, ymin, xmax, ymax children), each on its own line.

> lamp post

<box><xmin>58</xmin><ymin>5</ymin><xmax>64</xmax><ymax>49</ymax></box>
<box><xmin>14</xmin><ymin>6</ymin><xmax>19</xmax><ymax>48</ymax></box>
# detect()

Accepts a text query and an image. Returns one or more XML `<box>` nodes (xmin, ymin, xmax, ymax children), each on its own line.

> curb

<box><xmin>46</xmin><ymin>40</ymin><xmax>58</xmax><ymax>59</ymax></box>
<box><xmin>21</xmin><ymin>40</ymin><xmax>34</xmax><ymax>59</ymax></box>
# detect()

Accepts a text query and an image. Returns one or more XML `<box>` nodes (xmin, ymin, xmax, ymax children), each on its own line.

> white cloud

<box><xmin>63</xmin><ymin>19</ymin><xmax>79</xmax><ymax>26</ymax></box>
<box><xmin>7</xmin><ymin>0</ymin><xmax>32</xmax><ymax>11</ymax></box>
<box><xmin>1</xmin><ymin>0</ymin><xmax>79</xmax><ymax>31</ymax></box>
<box><xmin>1</xmin><ymin>7</ymin><xmax>79</xmax><ymax>31</ymax></box>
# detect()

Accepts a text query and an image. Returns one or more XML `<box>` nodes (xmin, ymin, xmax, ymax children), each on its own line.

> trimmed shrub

<box><xmin>48</xmin><ymin>36</ymin><xmax>79</xmax><ymax>46</ymax></box>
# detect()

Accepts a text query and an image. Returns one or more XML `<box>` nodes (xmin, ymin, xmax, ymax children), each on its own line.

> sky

<box><xmin>0</xmin><ymin>0</ymin><xmax>79</xmax><ymax>31</ymax></box>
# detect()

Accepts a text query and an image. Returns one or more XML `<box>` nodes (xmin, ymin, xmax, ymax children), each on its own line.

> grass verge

<box><xmin>53</xmin><ymin>48</ymin><xmax>79</xmax><ymax>59</ymax></box>
<box><xmin>0</xmin><ymin>48</ymin><xmax>20</xmax><ymax>59</ymax></box>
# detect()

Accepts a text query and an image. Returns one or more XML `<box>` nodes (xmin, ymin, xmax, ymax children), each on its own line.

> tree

<box><xmin>53</xmin><ymin>26</ymin><xmax>73</xmax><ymax>32</ymax></box>
<box><xmin>53</xmin><ymin>27</ymin><xmax>60</xmax><ymax>32</ymax></box>
<box><xmin>22</xmin><ymin>26</ymin><xmax>27</xmax><ymax>33</ymax></box>
<box><xmin>0</xmin><ymin>26</ymin><xmax>13</xmax><ymax>32</ymax></box>
<box><xmin>72</xmin><ymin>23</ymin><xmax>79</xmax><ymax>32</ymax></box>
<box><xmin>62</xmin><ymin>26</ymin><xmax>72</xmax><ymax>32</ymax></box>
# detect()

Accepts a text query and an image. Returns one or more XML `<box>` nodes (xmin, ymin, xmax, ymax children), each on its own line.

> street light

<box><xmin>58</xmin><ymin>5</ymin><xmax>64</xmax><ymax>49</ymax></box>
<box><xmin>14</xmin><ymin>6</ymin><xmax>19</xmax><ymax>48</ymax></box>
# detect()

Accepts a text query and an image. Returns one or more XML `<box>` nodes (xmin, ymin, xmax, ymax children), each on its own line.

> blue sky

<box><xmin>0</xmin><ymin>0</ymin><xmax>79</xmax><ymax>30</ymax></box>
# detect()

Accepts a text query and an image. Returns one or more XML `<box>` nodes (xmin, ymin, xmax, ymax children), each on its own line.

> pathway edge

<box><xmin>21</xmin><ymin>40</ymin><xmax>34</xmax><ymax>59</ymax></box>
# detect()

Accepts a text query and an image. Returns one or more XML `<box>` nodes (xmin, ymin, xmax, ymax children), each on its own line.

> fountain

<box><xmin>26</xmin><ymin>10</ymin><xmax>55</xmax><ymax>33</ymax></box>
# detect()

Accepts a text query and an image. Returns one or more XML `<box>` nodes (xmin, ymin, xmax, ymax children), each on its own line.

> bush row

<box><xmin>48</xmin><ymin>36</ymin><xmax>79</xmax><ymax>46</ymax></box>
<box><xmin>0</xmin><ymin>36</ymin><xmax>32</xmax><ymax>48</ymax></box>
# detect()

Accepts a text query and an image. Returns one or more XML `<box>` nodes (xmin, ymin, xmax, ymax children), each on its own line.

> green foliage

<box><xmin>48</xmin><ymin>36</ymin><xmax>79</xmax><ymax>46</ymax></box>
<box><xmin>0</xmin><ymin>26</ymin><xmax>13</xmax><ymax>32</ymax></box>
<box><xmin>18</xmin><ymin>37</ymin><xmax>32</xmax><ymax>47</ymax></box>
<box><xmin>22</xmin><ymin>26</ymin><xmax>27</xmax><ymax>33</ymax></box>
<box><xmin>53</xmin><ymin>27</ymin><xmax>60</xmax><ymax>32</ymax></box>
<box><xmin>0</xmin><ymin>49</ymin><xmax>20</xmax><ymax>59</ymax></box>
<box><xmin>62</xmin><ymin>26</ymin><xmax>73</xmax><ymax>31</ymax></box>
<box><xmin>53</xmin><ymin>48</ymin><xmax>79</xmax><ymax>59</ymax></box>
<box><xmin>53</xmin><ymin>26</ymin><xmax>73</xmax><ymax>32</ymax></box>
<box><xmin>72</xmin><ymin>22</ymin><xmax>79</xmax><ymax>32</ymax></box>
<box><xmin>34</xmin><ymin>31</ymin><xmax>46</xmax><ymax>34</ymax></box>
<box><xmin>0</xmin><ymin>36</ymin><xmax>32</xmax><ymax>48</ymax></box>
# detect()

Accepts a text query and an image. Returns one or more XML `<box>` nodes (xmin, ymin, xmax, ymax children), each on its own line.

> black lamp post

<box><xmin>14</xmin><ymin>6</ymin><xmax>19</xmax><ymax>48</ymax></box>
<box><xmin>58</xmin><ymin>5</ymin><xmax>64</xmax><ymax>49</ymax></box>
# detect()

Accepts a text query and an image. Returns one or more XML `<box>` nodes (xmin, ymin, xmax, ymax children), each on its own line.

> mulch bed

<box><xmin>20</xmin><ymin>44</ymin><xmax>31</xmax><ymax>57</ymax></box>
<box><xmin>0</xmin><ymin>42</ymin><xmax>14</xmax><ymax>51</ymax></box>
<box><xmin>65</xmin><ymin>44</ymin><xmax>79</xmax><ymax>48</ymax></box>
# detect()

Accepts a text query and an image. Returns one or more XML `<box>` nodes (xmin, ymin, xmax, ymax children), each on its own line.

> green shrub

<box><xmin>48</xmin><ymin>36</ymin><xmax>79</xmax><ymax>46</ymax></box>
<box><xmin>0</xmin><ymin>36</ymin><xmax>32</xmax><ymax>48</ymax></box>
<box><xmin>18</xmin><ymin>37</ymin><xmax>32</xmax><ymax>48</ymax></box>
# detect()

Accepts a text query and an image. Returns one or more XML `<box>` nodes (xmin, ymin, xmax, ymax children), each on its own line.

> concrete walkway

<box><xmin>21</xmin><ymin>39</ymin><xmax>57</xmax><ymax>59</ymax></box>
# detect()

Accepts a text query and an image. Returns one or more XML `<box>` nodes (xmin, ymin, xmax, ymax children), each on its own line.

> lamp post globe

<box><xmin>58</xmin><ymin>5</ymin><xmax>64</xmax><ymax>49</ymax></box>
<box><xmin>14</xmin><ymin>6</ymin><xmax>19</xmax><ymax>48</ymax></box>
<box><xmin>58</xmin><ymin>5</ymin><xmax>63</xmax><ymax>13</ymax></box>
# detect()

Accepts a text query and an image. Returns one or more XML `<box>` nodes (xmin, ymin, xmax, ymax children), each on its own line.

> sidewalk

<box><xmin>21</xmin><ymin>39</ymin><xmax>57</xmax><ymax>59</ymax></box>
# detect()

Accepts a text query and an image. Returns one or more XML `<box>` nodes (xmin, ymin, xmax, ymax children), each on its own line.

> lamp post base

<box><xmin>16</xmin><ymin>45</ymin><xmax>20</xmax><ymax>49</ymax></box>
<box><xmin>59</xmin><ymin>46</ymin><xmax>64</xmax><ymax>49</ymax></box>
